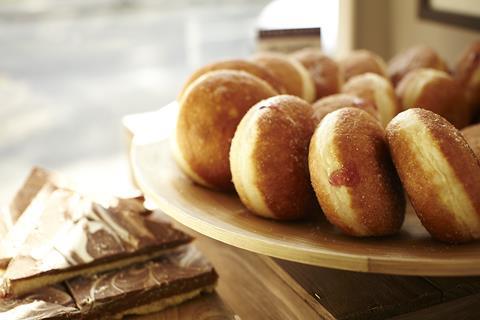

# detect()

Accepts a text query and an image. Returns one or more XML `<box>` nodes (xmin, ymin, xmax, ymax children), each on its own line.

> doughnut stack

<box><xmin>174</xmin><ymin>41</ymin><xmax>480</xmax><ymax>244</ymax></box>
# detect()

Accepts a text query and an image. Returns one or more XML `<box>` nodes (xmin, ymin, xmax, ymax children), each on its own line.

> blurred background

<box><xmin>0</xmin><ymin>0</ymin><xmax>271</xmax><ymax>203</ymax></box>
<box><xmin>0</xmin><ymin>0</ymin><xmax>478</xmax><ymax>204</ymax></box>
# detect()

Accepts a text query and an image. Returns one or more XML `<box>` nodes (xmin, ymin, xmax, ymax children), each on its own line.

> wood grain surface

<box><xmin>425</xmin><ymin>276</ymin><xmax>480</xmax><ymax>300</ymax></box>
<box><xmin>271</xmin><ymin>259</ymin><xmax>441</xmax><ymax>320</ymax></box>
<box><xmin>128</xmin><ymin>292</ymin><xmax>236</xmax><ymax>320</ymax></box>
<box><xmin>267</xmin><ymin>257</ymin><xmax>480</xmax><ymax>320</ymax></box>
<box><xmin>125</xmin><ymin>225</ymin><xmax>480</xmax><ymax>320</ymax></box>
<box><xmin>131</xmin><ymin>226</ymin><xmax>322</xmax><ymax>320</ymax></box>
<box><xmin>391</xmin><ymin>293</ymin><xmax>480</xmax><ymax>320</ymax></box>
<box><xmin>194</xmin><ymin>230</ymin><xmax>321</xmax><ymax>320</ymax></box>
<box><xmin>130</xmin><ymin>129</ymin><xmax>480</xmax><ymax>276</ymax></box>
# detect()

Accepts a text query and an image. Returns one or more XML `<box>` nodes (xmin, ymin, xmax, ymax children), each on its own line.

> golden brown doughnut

<box><xmin>342</xmin><ymin>73</ymin><xmax>400</xmax><ymax>127</ymax></box>
<box><xmin>291</xmin><ymin>48</ymin><xmax>341</xmax><ymax>100</ymax></box>
<box><xmin>396</xmin><ymin>68</ymin><xmax>469</xmax><ymax>128</ymax></box>
<box><xmin>461</xmin><ymin>123</ymin><xmax>480</xmax><ymax>158</ymax></box>
<box><xmin>230</xmin><ymin>95</ymin><xmax>317</xmax><ymax>220</ymax></box>
<box><xmin>339</xmin><ymin>49</ymin><xmax>388</xmax><ymax>81</ymax></box>
<box><xmin>386</xmin><ymin>108</ymin><xmax>480</xmax><ymax>243</ymax></box>
<box><xmin>177</xmin><ymin>59</ymin><xmax>286</xmax><ymax>99</ymax></box>
<box><xmin>311</xmin><ymin>93</ymin><xmax>378</xmax><ymax>124</ymax></box>
<box><xmin>175</xmin><ymin>70</ymin><xmax>277</xmax><ymax>190</ymax></box>
<box><xmin>251</xmin><ymin>52</ymin><xmax>316</xmax><ymax>102</ymax></box>
<box><xmin>309</xmin><ymin>107</ymin><xmax>405</xmax><ymax>236</ymax></box>
<box><xmin>388</xmin><ymin>45</ymin><xmax>449</xmax><ymax>87</ymax></box>
<box><xmin>454</xmin><ymin>41</ymin><xmax>480</xmax><ymax>115</ymax></box>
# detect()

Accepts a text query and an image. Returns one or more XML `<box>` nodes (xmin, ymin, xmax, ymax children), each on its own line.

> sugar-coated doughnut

<box><xmin>339</xmin><ymin>49</ymin><xmax>388</xmax><ymax>81</ymax></box>
<box><xmin>230</xmin><ymin>95</ymin><xmax>317</xmax><ymax>220</ymax></box>
<box><xmin>175</xmin><ymin>70</ymin><xmax>277</xmax><ymax>190</ymax></box>
<box><xmin>311</xmin><ymin>93</ymin><xmax>378</xmax><ymax>124</ymax></box>
<box><xmin>291</xmin><ymin>48</ymin><xmax>341</xmax><ymax>100</ymax></box>
<box><xmin>251</xmin><ymin>52</ymin><xmax>316</xmax><ymax>102</ymax></box>
<box><xmin>342</xmin><ymin>73</ymin><xmax>400</xmax><ymax>127</ymax></box>
<box><xmin>388</xmin><ymin>45</ymin><xmax>448</xmax><ymax>87</ymax></box>
<box><xmin>177</xmin><ymin>59</ymin><xmax>286</xmax><ymax>99</ymax></box>
<box><xmin>386</xmin><ymin>108</ymin><xmax>480</xmax><ymax>243</ymax></box>
<box><xmin>461</xmin><ymin>123</ymin><xmax>480</xmax><ymax>159</ymax></box>
<box><xmin>396</xmin><ymin>68</ymin><xmax>469</xmax><ymax>128</ymax></box>
<box><xmin>309</xmin><ymin>107</ymin><xmax>405</xmax><ymax>236</ymax></box>
<box><xmin>454</xmin><ymin>41</ymin><xmax>480</xmax><ymax>115</ymax></box>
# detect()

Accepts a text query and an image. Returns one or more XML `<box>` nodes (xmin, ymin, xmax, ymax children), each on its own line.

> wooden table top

<box><xmin>133</xmin><ymin>224</ymin><xmax>320</xmax><ymax>320</ymax></box>
<box><xmin>130</xmin><ymin>221</ymin><xmax>480</xmax><ymax>320</ymax></box>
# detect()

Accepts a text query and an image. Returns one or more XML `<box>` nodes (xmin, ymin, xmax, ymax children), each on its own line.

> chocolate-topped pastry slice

<box><xmin>0</xmin><ymin>166</ymin><xmax>69</xmax><ymax>267</ymax></box>
<box><xmin>0</xmin><ymin>183</ymin><xmax>61</xmax><ymax>268</ymax></box>
<box><xmin>66</xmin><ymin>245</ymin><xmax>218</xmax><ymax>319</ymax></box>
<box><xmin>8</xmin><ymin>167</ymin><xmax>65</xmax><ymax>223</ymax></box>
<box><xmin>92</xmin><ymin>196</ymin><xmax>177</xmax><ymax>250</ymax></box>
<box><xmin>0</xmin><ymin>284</ymin><xmax>80</xmax><ymax>320</ymax></box>
<box><xmin>1</xmin><ymin>193</ymin><xmax>192</xmax><ymax>298</ymax></box>
<box><xmin>0</xmin><ymin>245</ymin><xmax>218</xmax><ymax>319</ymax></box>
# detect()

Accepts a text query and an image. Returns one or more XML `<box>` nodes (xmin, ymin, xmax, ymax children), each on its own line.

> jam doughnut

<box><xmin>388</xmin><ymin>45</ymin><xmax>448</xmax><ymax>87</ymax></box>
<box><xmin>396</xmin><ymin>68</ymin><xmax>469</xmax><ymax>128</ymax></box>
<box><xmin>251</xmin><ymin>52</ymin><xmax>316</xmax><ymax>102</ymax></box>
<box><xmin>339</xmin><ymin>49</ymin><xmax>388</xmax><ymax>81</ymax></box>
<box><xmin>311</xmin><ymin>93</ymin><xmax>378</xmax><ymax>124</ymax></box>
<box><xmin>174</xmin><ymin>70</ymin><xmax>277</xmax><ymax>190</ymax></box>
<box><xmin>291</xmin><ymin>48</ymin><xmax>341</xmax><ymax>100</ymax></box>
<box><xmin>309</xmin><ymin>107</ymin><xmax>405</xmax><ymax>236</ymax></box>
<box><xmin>230</xmin><ymin>95</ymin><xmax>317</xmax><ymax>220</ymax></box>
<box><xmin>342</xmin><ymin>73</ymin><xmax>400</xmax><ymax>127</ymax></box>
<box><xmin>386</xmin><ymin>108</ymin><xmax>480</xmax><ymax>243</ymax></box>
<box><xmin>454</xmin><ymin>41</ymin><xmax>480</xmax><ymax>117</ymax></box>
<box><xmin>461</xmin><ymin>123</ymin><xmax>480</xmax><ymax>158</ymax></box>
<box><xmin>178</xmin><ymin>59</ymin><xmax>286</xmax><ymax>98</ymax></box>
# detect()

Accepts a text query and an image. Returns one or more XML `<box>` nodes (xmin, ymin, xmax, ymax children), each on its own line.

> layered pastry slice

<box><xmin>0</xmin><ymin>285</ymin><xmax>80</xmax><ymax>320</ymax></box>
<box><xmin>0</xmin><ymin>186</ymin><xmax>192</xmax><ymax>298</ymax></box>
<box><xmin>0</xmin><ymin>245</ymin><xmax>217</xmax><ymax>319</ymax></box>
<box><xmin>66</xmin><ymin>245</ymin><xmax>217</xmax><ymax>319</ymax></box>
<box><xmin>0</xmin><ymin>167</ymin><xmax>218</xmax><ymax>318</ymax></box>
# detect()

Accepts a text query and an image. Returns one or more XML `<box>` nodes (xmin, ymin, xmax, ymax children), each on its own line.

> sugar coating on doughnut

<box><xmin>290</xmin><ymin>57</ymin><xmax>316</xmax><ymax>103</ymax></box>
<box><xmin>462</xmin><ymin>123</ymin><xmax>480</xmax><ymax>158</ymax></box>
<box><xmin>177</xmin><ymin>59</ymin><xmax>286</xmax><ymax>99</ymax></box>
<box><xmin>230</xmin><ymin>102</ymin><xmax>271</xmax><ymax>217</ymax></box>
<box><xmin>455</xmin><ymin>41</ymin><xmax>480</xmax><ymax>109</ymax></box>
<box><xmin>171</xmin><ymin>132</ymin><xmax>213</xmax><ymax>188</ymax></box>
<box><xmin>388</xmin><ymin>45</ymin><xmax>448</xmax><ymax>87</ymax></box>
<box><xmin>309</xmin><ymin>111</ymin><xmax>363</xmax><ymax>234</ymax></box>
<box><xmin>398</xmin><ymin>69</ymin><xmax>449</xmax><ymax>108</ymax></box>
<box><xmin>311</xmin><ymin>93</ymin><xmax>379</xmax><ymax>124</ymax></box>
<box><xmin>455</xmin><ymin>41</ymin><xmax>480</xmax><ymax>86</ymax></box>
<box><xmin>230</xmin><ymin>95</ymin><xmax>316</xmax><ymax>219</ymax></box>
<box><xmin>396</xmin><ymin>68</ymin><xmax>469</xmax><ymax>128</ymax></box>
<box><xmin>251</xmin><ymin>52</ymin><xmax>316</xmax><ymax>103</ymax></box>
<box><xmin>386</xmin><ymin>108</ymin><xmax>480</xmax><ymax>243</ymax></box>
<box><xmin>342</xmin><ymin>73</ymin><xmax>399</xmax><ymax>127</ymax></box>
<box><xmin>175</xmin><ymin>70</ymin><xmax>277</xmax><ymax>190</ymax></box>
<box><xmin>291</xmin><ymin>48</ymin><xmax>341</xmax><ymax>100</ymax></box>
<box><xmin>309</xmin><ymin>107</ymin><xmax>405</xmax><ymax>236</ymax></box>
<box><xmin>339</xmin><ymin>50</ymin><xmax>388</xmax><ymax>81</ymax></box>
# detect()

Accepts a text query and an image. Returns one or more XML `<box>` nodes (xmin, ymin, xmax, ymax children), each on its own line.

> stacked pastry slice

<box><xmin>0</xmin><ymin>167</ymin><xmax>217</xmax><ymax>319</ymax></box>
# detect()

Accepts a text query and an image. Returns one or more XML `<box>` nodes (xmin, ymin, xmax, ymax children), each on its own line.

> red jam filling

<box><xmin>328</xmin><ymin>164</ymin><xmax>360</xmax><ymax>187</ymax></box>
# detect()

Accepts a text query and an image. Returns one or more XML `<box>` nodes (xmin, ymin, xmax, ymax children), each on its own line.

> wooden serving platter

<box><xmin>128</xmin><ymin>104</ymin><xmax>480</xmax><ymax>276</ymax></box>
